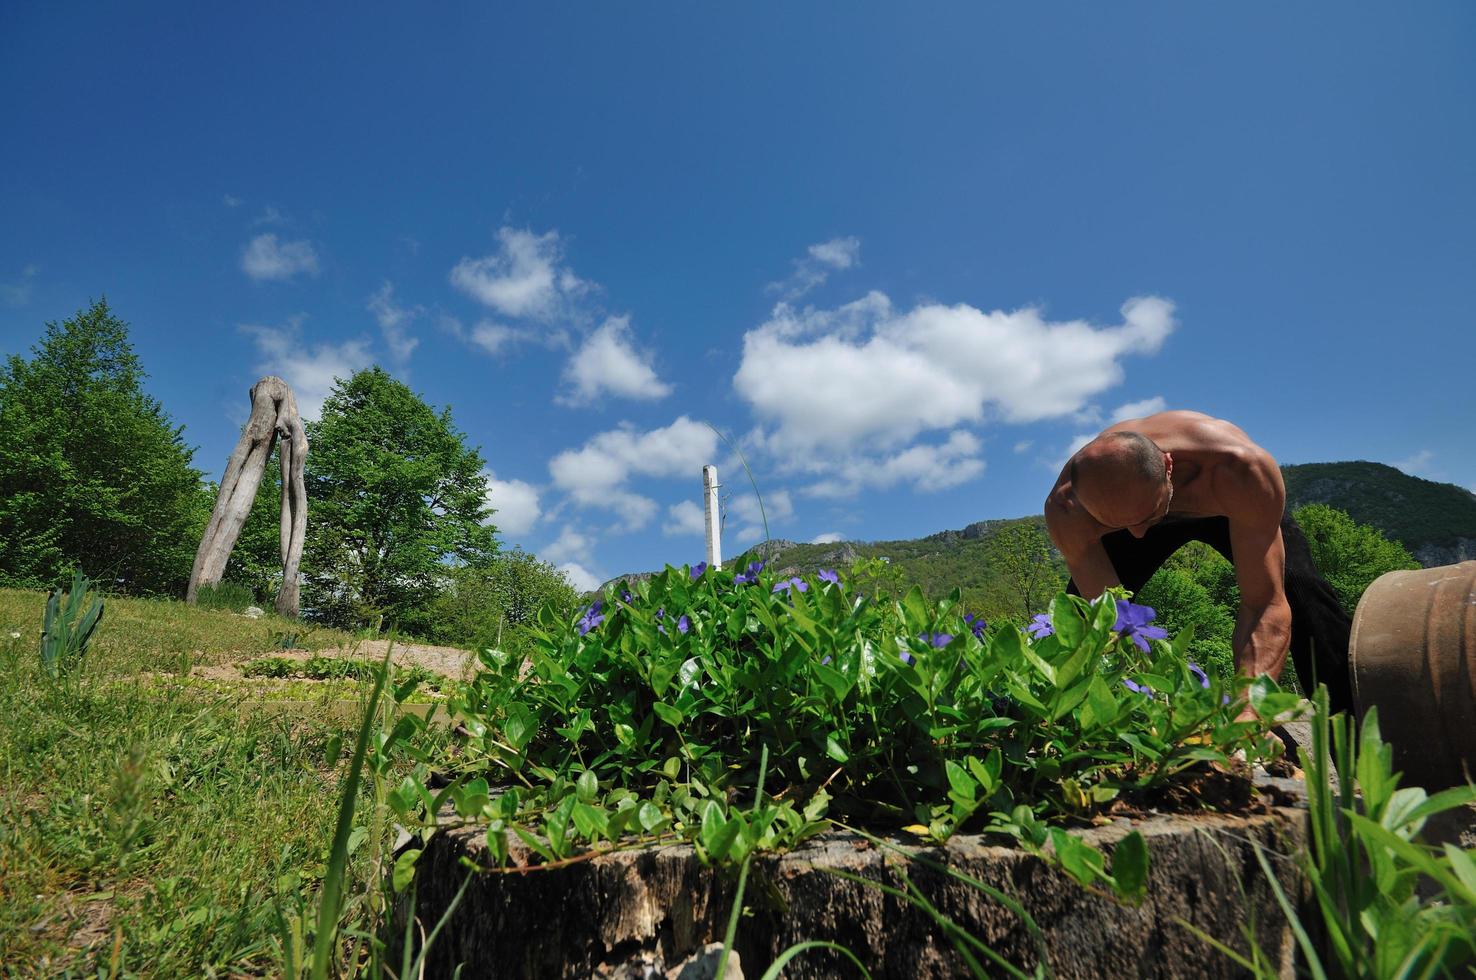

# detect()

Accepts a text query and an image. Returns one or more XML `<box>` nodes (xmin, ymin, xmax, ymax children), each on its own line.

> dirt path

<box><xmin>192</xmin><ymin>639</ymin><xmax>478</xmax><ymax>682</ymax></box>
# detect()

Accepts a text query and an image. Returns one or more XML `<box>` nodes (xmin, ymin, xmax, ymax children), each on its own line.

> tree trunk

<box><xmin>187</xmin><ymin>376</ymin><xmax>309</xmax><ymax>618</ymax></box>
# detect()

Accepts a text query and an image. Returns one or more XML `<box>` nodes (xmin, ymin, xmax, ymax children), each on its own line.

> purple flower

<box><xmin>772</xmin><ymin>576</ymin><xmax>808</xmax><ymax>595</ymax></box>
<box><xmin>619</xmin><ymin>589</ymin><xmax>635</xmax><ymax>604</ymax></box>
<box><xmin>733</xmin><ymin>560</ymin><xmax>765</xmax><ymax>585</ymax></box>
<box><xmin>1027</xmin><ymin>613</ymin><xmax>1054</xmax><ymax>639</ymax></box>
<box><xmin>1188</xmin><ymin>662</ymin><xmax>1210</xmax><ymax>689</ymax></box>
<box><xmin>818</xmin><ymin>568</ymin><xmax>840</xmax><ymax>584</ymax></box>
<box><xmin>577</xmin><ymin>600</ymin><xmax>605</xmax><ymax>636</ymax></box>
<box><xmin>676</xmin><ymin>614</ymin><xmax>690</xmax><ymax>635</ymax></box>
<box><xmin>820</xmin><ymin>655</ymin><xmax>832</xmax><ymax>666</ymax></box>
<box><xmin>963</xmin><ymin>614</ymin><xmax>987</xmax><ymax>640</ymax></box>
<box><xmin>1122</xmin><ymin>677</ymin><xmax>1152</xmax><ymax>696</ymax></box>
<box><xmin>1113</xmin><ymin>600</ymin><xmax>1169</xmax><ymax>653</ymax></box>
<box><xmin>898</xmin><ymin>650</ymin><xmax>915</xmax><ymax>666</ymax></box>
<box><xmin>690</xmin><ymin>562</ymin><xmax>708</xmax><ymax>581</ymax></box>
<box><xmin>919</xmin><ymin>632</ymin><xmax>954</xmax><ymax>648</ymax></box>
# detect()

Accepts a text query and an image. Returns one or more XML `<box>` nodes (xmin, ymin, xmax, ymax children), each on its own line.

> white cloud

<box><xmin>367</xmin><ymin>282</ymin><xmax>423</xmax><ymax>364</ymax></box>
<box><xmin>543</xmin><ymin>525</ymin><xmax>596</xmax><ymax>566</ymax></box>
<box><xmin>559</xmin><ymin>316</ymin><xmax>672</xmax><ymax>405</ymax></box>
<box><xmin>1</xmin><ymin>264</ymin><xmax>38</xmax><ymax>307</ymax></box>
<box><xmin>804</xmin><ymin>431</ymin><xmax>986</xmax><ymax>498</ymax></box>
<box><xmin>469</xmin><ymin>322</ymin><xmax>535</xmax><ymax>356</ymax></box>
<box><xmin>558</xmin><ymin>562</ymin><xmax>602</xmax><ymax>593</ymax></box>
<box><xmin>810</xmin><ymin>531</ymin><xmax>844</xmax><ymax>544</ymax></box>
<box><xmin>1110</xmin><ymin>396</ymin><xmax>1167</xmax><ymax>423</ymax></box>
<box><xmin>222</xmin><ymin>194</ymin><xmax>242</xmax><ymax>208</ymax></box>
<box><xmin>735</xmin><ymin>293</ymin><xmax>1176</xmax><ymax>462</ymax></box>
<box><xmin>449</xmin><ymin>227</ymin><xmax>587</xmax><ymax>321</ymax></box>
<box><xmin>483</xmin><ymin>472</ymin><xmax>541</xmax><ymax>537</ymax></box>
<box><xmin>549</xmin><ymin>417</ymin><xmax>718</xmax><ymax>528</ymax></box>
<box><xmin>1013</xmin><ymin>440</ymin><xmax>1034</xmax><ymax>454</ymax></box>
<box><xmin>664</xmin><ymin>500</ymin><xmax>707</xmax><ymax>537</ymax></box>
<box><xmin>251</xmin><ymin>205</ymin><xmax>288</xmax><ymax>227</ymax></box>
<box><xmin>1393</xmin><ymin>449</ymin><xmax>1435</xmax><ymax>478</ymax></box>
<box><xmin>767</xmin><ymin>236</ymin><xmax>861</xmax><ymax>300</ymax></box>
<box><xmin>240</xmin><ymin>318</ymin><xmax>373</xmax><ymax>420</ymax></box>
<box><xmin>241</xmin><ymin>234</ymin><xmax>320</xmax><ymax>282</ymax></box>
<box><xmin>728</xmin><ymin>489</ymin><xmax>794</xmax><ymax>541</ymax></box>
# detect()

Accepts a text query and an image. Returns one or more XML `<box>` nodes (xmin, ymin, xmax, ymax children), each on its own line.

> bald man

<box><xmin>1043</xmin><ymin>410</ymin><xmax>1353</xmax><ymax>718</ymax></box>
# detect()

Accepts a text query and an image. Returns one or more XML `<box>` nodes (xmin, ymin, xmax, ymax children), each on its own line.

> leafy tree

<box><xmin>303</xmin><ymin>367</ymin><xmax>498</xmax><ymax>632</ymax></box>
<box><xmin>1293</xmin><ymin>503</ymin><xmax>1421</xmax><ymax>615</ymax></box>
<box><xmin>0</xmin><ymin>300</ymin><xmax>204</xmax><ymax>593</ymax></box>
<box><xmin>423</xmin><ymin>549</ymin><xmax>580</xmax><ymax>652</ymax></box>
<box><xmin>984</xmin><ymin>520</ymin><xmax>1066</xmax><ymax>620</ymax></box>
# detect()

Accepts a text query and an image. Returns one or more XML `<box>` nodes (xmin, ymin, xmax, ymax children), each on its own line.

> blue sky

<box><xmin>3</xmin><ymin>3</ymin><xmax>1473</xmax><ymax>590</ymax></box>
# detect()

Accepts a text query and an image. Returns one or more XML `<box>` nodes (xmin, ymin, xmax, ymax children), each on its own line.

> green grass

<box><xmin>0</xmin><ymin>587</ymin><xmax>444</xmax><ymax>976</ymax></box>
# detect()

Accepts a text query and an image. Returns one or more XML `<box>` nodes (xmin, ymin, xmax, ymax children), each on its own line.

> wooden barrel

<box><xmin>1349</xmin><ymin>560</ymin><xmax>1476</xmax><ymax>789</ymax></box>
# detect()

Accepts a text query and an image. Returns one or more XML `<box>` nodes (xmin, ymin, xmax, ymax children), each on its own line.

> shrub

<box><xmin>390</xmin><ymin>563</ymin><xmax>1294</xmax><ymax>877</ymax></box>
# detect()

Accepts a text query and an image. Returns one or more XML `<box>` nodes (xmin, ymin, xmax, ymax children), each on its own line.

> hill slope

<box><xmin>1281</xmin><ymin>461</ymin><xmax>1476</xmax><ymax>565</ymax></box>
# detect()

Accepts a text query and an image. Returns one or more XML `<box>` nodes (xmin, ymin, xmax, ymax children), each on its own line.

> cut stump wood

<box><xmin>401</xmin><ymin>793</ymin><xmax>1307</xmax><ymax>979</ymax></box>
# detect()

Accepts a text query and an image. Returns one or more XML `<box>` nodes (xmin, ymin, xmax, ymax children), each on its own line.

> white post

<box><xmin>703</xmin><ymin>464</ymin><xmax>722</xmax><ymax>570</ymax></box>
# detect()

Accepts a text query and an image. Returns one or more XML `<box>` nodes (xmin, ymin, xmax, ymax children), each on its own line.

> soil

<box><xmin>189</xmin><ymin>639</ymin><xmax>476</xmax><ymax>684</ymax></box>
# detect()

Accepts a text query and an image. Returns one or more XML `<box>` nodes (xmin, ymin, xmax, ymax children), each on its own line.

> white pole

<box><xmin>703</xmin><ymin>464</ymin><xmax>722</xmax><ymax>570</ymax></box>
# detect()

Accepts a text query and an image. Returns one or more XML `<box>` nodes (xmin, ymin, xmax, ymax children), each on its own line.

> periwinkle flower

<box><xmin>733</xmin><ymin>560</ymin><xmax>765</xmax><ymax>585</ymax></box>
<box><xmin>817</xmin><ymin>568</ymin><xmax>840</xmax><ymax>585</ymax></box>
<box><xmin>1113</xmin><ymin>600</ymin><xmax>1169</xmax><ymax>653</ymax></box>
<box><xmin>898</xmin><ymin>650</ymin><xmax>916</xmax><ymax>666</ymax></box>
<box><xmin>772</xmin><ymin>576</ymin><xmax>808</xmax><ymax>595</ymax></box>
<box><xmin>619</xmin><ymin>589</ymin><xmax>635</xmax><ymax>604</ymax></box>
<box><xmin>1027</xmin><ymin>613</ymin><xmax>1054</xmax><ymax>639</ymax></box>
<box><xmin>676</xmin><ymin>614</ymin><xmax>690</xmax><ymax>635</ymax></box>
<box><xmin>577</xmin><ymin>600</ymin><xmax>605</xmax><ymax>636</ymax></box>
<box><xmin>1122</xmin><ymin>677</ymin><xmax>1152</xmax><ymax>696</ymax></box>
<box><xmin>690</xmin><ymin>562</ymin><xmax>708</xmax><ymax>581</ymax></box>
<box><xmin>963</xmin><ymin>613</ymin><xmax>987</xmax><ymax>640</ymax></box>
<box><xmin>1188</xmin><ymin>662</ymin><xmax>1210</xmax><ymax>689</ymax></box>
<box><xmin>919</xmin><ymin>632</ymin><xmax>954</xmax><ymax>648</ymax></box>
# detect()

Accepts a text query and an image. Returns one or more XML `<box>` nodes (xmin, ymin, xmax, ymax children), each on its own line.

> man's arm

<box><xmin>1223</xmin><ymin>454</ymin><xmax>1293</xmax><ymax>710</ymax></box>
<box><xmin>1044</xmin><ymin>498</ymin><xmax>1120</xmax><ymax>600</ymax></box>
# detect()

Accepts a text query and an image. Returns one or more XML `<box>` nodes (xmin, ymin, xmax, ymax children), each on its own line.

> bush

<box><xmin>395</xmin><ymin>563</ymin><xmax>1295</xmax><ymax>873</ymax></box>
<box><xmin>422</xmin><ymin>549</ymin><xmax>580</xmax><ymax>654</ymax></box>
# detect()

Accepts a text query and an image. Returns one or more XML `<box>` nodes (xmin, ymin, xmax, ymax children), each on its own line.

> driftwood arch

<box><xmin>187</xmin><ymin>376</ymin><xmax>308</xmax><ymax>617</ymax></box>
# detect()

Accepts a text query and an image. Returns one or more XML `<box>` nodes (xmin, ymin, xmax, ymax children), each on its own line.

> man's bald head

<box><xmin>1068</xmin><ymin>431</ymin><xmax>1173</xmax><ymax>532</ymax></box>
<box><xmin>1071</xmin><ymin>431</ymin><xmax>1167</xmax><ymax>490</ymax></box>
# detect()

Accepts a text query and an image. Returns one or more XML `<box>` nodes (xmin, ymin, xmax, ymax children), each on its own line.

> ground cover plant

<box><xmin>395</xmin><ymin>562</ymin><xmax>1297</xmax><ymax>894</ymax></box>
<box><xmin>0</xmin><ymin>586</ymin><xmax>449</xmax><ymax>975</ymax></box>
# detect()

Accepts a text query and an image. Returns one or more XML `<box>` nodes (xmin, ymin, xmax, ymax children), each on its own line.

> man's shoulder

<box><xmin>1211</xmin><ymin>446</ymin><xmax>1285</xmax><ymax>524</ymax></box>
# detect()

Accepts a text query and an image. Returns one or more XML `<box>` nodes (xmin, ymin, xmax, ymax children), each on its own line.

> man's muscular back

<box><xmin>1043</xmin><ymin>410</ymin><xmax>1286</xmax><ymax>601</ymax></box>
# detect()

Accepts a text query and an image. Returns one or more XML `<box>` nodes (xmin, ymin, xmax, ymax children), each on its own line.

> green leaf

<box><xmin>652</xmin><ymin>702</ymin><xmax>684</xmax><ymax>727</ymax></box>
<box><xmin>575</xmin><ymin>770</ymin><xmax>598</xmax><ymax>803</ymax></box>
<box><xmin>1110</xmin><ymin>832</ymin><xmax>1149</xmax><ymax>902</ymax></box>
<box><xmin>392</xmin><ymin>848</ymin><xmax>422</xmax><ymax>892</ymax></box>
<box><xmin>824</xmin><ymin>733</ymin><xmax>850</xmax><ymax>764</ymax></box>
<box><xmin>637</xmin><ymin>801</ymin><xmax>666</xmax><ymax>833</ymax></box>
<box><xmin>1050</xmin><ymin>593</ymin><xmax>1086</xmax><ymax>650</ymax></box>
<box><xmin>1050</xmin><ymin>828</ymin><xmax>1105</xmax><ymax>887</ymax></box>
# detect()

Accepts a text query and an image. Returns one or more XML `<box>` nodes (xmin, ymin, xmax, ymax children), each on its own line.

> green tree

<box><xmin>303</xmin><ymin>367</ymin><xmax>498</xmax><ymax>632</ymax></box>
<box><xmin>984</xmin><ymin>521</ymin><xmax>1066</xmax><ymax>620</ymax></box>
<box><xmin>423</xmin><ymin>548</ymin><xmax>580</xmax><ymax>652</ymax></box>
<box><xmin>0</xmin><ymin>300</ymin><xmax>204</xmax><ymax>594</ymax></box>
<box><xmin>1293</xmin><ymin>503</ymin><xmax>1421</xmax><ymax>615</ymax></box>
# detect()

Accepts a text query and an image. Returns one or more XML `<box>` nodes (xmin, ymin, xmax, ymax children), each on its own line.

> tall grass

<box><xmin>0</xmin><ymin>587</ymin><xmax>444</xmax><ymax>976</ymax></box>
